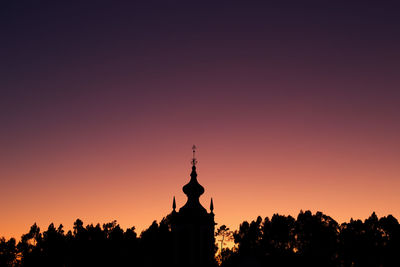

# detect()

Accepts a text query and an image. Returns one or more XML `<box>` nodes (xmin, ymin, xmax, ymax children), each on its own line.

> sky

<box><xmin>1</xmin><ymin>1</ymin><xmax>400</xmax><ymax>240</ymax></box>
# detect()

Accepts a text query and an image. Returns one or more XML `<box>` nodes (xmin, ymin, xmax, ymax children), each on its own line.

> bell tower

<box><xmin>171</xmin><ymin>146</ymin><xmax>216</xmax><ymax>267</ymax></box>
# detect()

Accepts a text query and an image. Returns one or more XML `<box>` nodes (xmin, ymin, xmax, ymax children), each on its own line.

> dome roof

<box><xmin>179</xmin><ymin>166</ymin><xmax>207</xmax><ymax>215</ymax></box>
<box><xmin>182</xmin><ymin>166</ymin><xmax>204</xmax><ymax>197</ymax></box>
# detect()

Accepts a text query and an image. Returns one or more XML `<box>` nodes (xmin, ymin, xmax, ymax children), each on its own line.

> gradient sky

<box><xmin>1</xmin><ymin>1</ymin><xmax>400</xmax><ymax>240</ymax></box>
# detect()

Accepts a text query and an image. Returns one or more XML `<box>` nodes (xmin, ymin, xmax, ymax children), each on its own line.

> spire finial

<box><xmin>173</xmin><ymin>196</ymin><xmax>176</xmax><ymax>211</ymax></box>
<box><xmin>210</xmin><ymin>198</ymin><xmax>214</xmax><ymax>213</ymax></box>
<box><xmin>191</xmin><ymin>145</ymin><xmax>198</xmax><ymax>166</ymax></box>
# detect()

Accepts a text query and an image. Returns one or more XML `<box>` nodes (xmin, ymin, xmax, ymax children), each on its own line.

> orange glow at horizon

<box><xmin>2</xmin><ymin>135</ymin><xmax>400</xmax><ymax>240</ymax></box>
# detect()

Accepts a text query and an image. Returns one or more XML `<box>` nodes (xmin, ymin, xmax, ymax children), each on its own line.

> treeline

<box><xmin>218</xmin><ymin>211</ymin><xmax>400</xmax><ymax>267</ymax></box>
<box><xmin>0</xmin><ymin>216</ymin><xmax>175</xmax><ymax>267</ymax></box>
<box><xmin>1</xmin><ymin>211</ymin><xmax>400</xmax><ymax>266</ymax></box>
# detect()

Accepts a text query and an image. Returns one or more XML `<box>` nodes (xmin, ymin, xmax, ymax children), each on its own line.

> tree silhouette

<box><xmin>295</xmin><ymin>211</ymin><xmax>339</xmax><ymax>266</ymax></box>
<box><xmin>215</xmin><ymin>225</ymin><xmax>234</xmax><ymax>265</ymax></box>
<box><xmin>261</xmin><ymin>214</ymin><xmax>296</xmax><ymax>266</ymax></box>
<box><xmin>0</xmin><ymin>237</ymin><xmax>17</xmax><ymax>266</ymax></box>
<box><xmin>1</xmin><ymin>211</ymin><xmax>400</xmax><ymax>266</ymax></box>
<box><xmin>218</xmin><ymin>211</ymin><xmax>400</xmax><ymax>267</ymax></box>
<box><xmin>216</xmin><ymin>225</ymin><xmax>234</xmax><ymax>252</ymax></box>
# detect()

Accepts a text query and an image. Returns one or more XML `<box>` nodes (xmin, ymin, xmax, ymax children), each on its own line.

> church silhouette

<box><xmin>170</xmin><ymin>146</ymin><xmax>216</xmax><ymax>267</ymax></box>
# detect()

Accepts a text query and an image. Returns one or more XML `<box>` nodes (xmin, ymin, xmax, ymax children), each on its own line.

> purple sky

<box><xmin>1</xmin><ymin>1</ymin><xmax>400</xmax><ymax>239</ymax></box>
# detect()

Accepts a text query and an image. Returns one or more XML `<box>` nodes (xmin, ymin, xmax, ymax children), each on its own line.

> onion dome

<box><xmin>183</xmin><ymin>166</ymin><xmax>204</xmax><ymax>198</ymax></box>
<box><xmin>179</xmin><ymin>146</ymin><xmax>207</xmax><ymax>215</ymax></box>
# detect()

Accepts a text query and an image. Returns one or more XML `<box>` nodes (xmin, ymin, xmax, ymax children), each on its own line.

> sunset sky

<box><xmin>1</xmin><ymin>1</ymin><xmax>400</xmax><ymax>240</ymax></box>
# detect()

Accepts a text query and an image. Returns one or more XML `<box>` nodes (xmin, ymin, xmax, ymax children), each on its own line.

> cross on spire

<box><xmin>191</xmin><ymin>145</ymin><xmax>198</xmax><ymax>166</ymax></box>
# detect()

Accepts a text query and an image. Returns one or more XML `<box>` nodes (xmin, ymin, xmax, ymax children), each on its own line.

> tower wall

<box><xmin>171</xmin><ymin>149</ymin><xmax>216</xmax><ymax>266</ymax></box>
<box><xmin>172</xmin><ymin>213</ymin><xmax>215</xmax><ymax>267</ymax></box>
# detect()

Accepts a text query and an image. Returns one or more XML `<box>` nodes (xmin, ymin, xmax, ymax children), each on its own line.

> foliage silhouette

<box><xmin>219</xmin><ymin>211</ymin><xmax>400</xmax><ymax>267</ymax></box>
<box><xmin>1</xmin><ymin>211</ymin><xmax>400</xmax><ymax>266</ymax></box>
<box><xmin>216</xmin><ymin>225</ymin><xmax>234</xmax><ymax>252</ymax></box>
<box><xmin>215</xmin><ymin>225</ymin><xmax>234</xmax><ymax>265</ymax></box>
<box><xmin>0</xmin><ymin>237</ymin><xmax>17</xmax><ymax>266</ymax></box>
